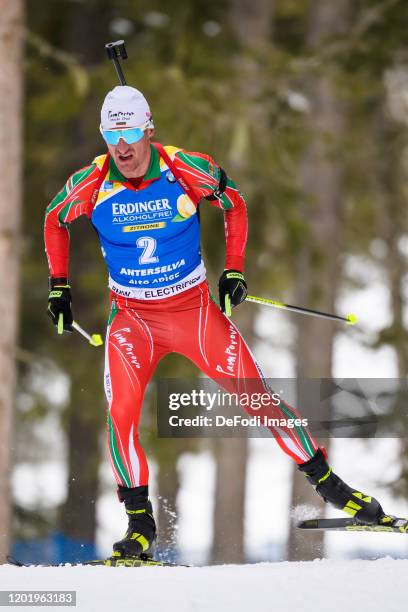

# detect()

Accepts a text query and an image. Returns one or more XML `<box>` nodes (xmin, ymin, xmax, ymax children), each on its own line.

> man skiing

<box><xmin>45</xmin><ymin>85</ymin><xmax>385</xmax><ymax>562</ymax></box>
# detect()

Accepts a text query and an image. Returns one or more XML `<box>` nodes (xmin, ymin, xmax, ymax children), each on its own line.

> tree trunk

<box><xmin>384</xmin><ymin>157</ymin><xmax>408</xmax><ymax>500</ymax></box>
<box><xmin>209</xmin><ymin>0</ymin><xmax>274</xmax><ymax>565</ymax></box>
<box><xmin>59</xmin><ymin>356</ymin><xmax>103</xmax><ymax>544</ymax></box>
<box><xmin>374</xmin><ymin>101</ymin><xmax>408</xmax><ymax>496</ymax></box>
<box><xmin>288</xmin><ymin>0</ymin><xmax>350</xmax><ymax>561</ymax></box>
<box><xmin>210</xmin><ymin>308</ymin><xmax>253</xmax><ymax>564</ymax></box>
<box><xmin>375</xmin><ymin>107</ymin><xmax>408</xmax><ymax>376</ymax></box>
<box><xmin>56</xmin><ymin>3</ymin><xmax>114</xmax><ymax>551</ymax></box>
<box><xmin>0</xmin><ymin>0</ymin><xmax>24</xmax><ymax>563</ymax></box>
<box><xmin>211</xmin><ymin>438</ymin><xmax>248</xmax><ymax>564</ymax></box>
<box><xmin>230</xmin><ymin>0</ymin><xmax>273</xmax><ymax>51</ymax></box>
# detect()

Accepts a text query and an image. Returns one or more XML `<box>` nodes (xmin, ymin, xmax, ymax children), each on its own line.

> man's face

<box><xmin>107</xmin><ymin>128</ymin><xmax>154</xmax><ymax>177</ymax></box>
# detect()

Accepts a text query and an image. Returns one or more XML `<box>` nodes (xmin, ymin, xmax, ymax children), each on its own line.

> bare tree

<box><xmin>55</xmin><ymin>0</ymin><xmax>114</xmax><ymax>551</ymax></box>
<box><xmin>210</xmin><ymin>308</ymin><xmax>255</xmax><ymax>564</ymax></box>
<box><xmin>375</xmin><ymin>93</ymin><xmax>408</xmax><ymax>494</ymax></box>
<box><xmin>210</xmin><ymin>0</ymin><xmax>274</xmax><ymax>565</ymax></box>
<box><xmin>288</xmin><ymin>0</ymin><xmax>351</xmax><ymax>561</ymax></box>
<box><xmin>0</xmin><ymin>0</ymin><xmax>24</xmax><ymax>562</ymax></box>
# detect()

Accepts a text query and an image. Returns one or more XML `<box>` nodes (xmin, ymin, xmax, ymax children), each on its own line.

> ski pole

<box><xmin>245</xmin><ymin>295</ymin><xmax>358</xmax><ymax>326</ymax></box>
<box><xmin>72</xmin><ymin>321</ymin><xmax>103</xmax><ymax>347</ymax></box>
<box><xmin>105</xmin><ymin>40</ymin><xmax>128</xmax><ymax>85</ymax></box>
<box><xmin>57</xmin><ymin>314</ymin><xmax>103</xmax><ymax>346</ymax></box>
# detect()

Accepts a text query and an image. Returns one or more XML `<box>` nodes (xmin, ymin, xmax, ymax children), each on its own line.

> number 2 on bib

<box><xmin>136</xmin><ymin>236</ymin><xmax>159</xmax><ymax>265</ymax></box>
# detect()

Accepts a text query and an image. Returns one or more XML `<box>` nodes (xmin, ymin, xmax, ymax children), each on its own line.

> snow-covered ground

<box><xmin>1</xmin><ymin>558</ymin><xmax>407</xmax><ymax>612</ymax></box>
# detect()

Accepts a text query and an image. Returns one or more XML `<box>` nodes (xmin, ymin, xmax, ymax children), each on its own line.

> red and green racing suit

<box><xmin>44</xmin><ymin>143</ymin><xmax>318</xmax><ymax>487</ymax></box>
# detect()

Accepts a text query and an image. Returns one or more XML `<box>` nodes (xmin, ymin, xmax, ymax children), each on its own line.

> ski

<box><xmin>297</xmin><ymin>515</ymin><xmax>408</xmax><ymax>533</ymax></box>
<box><xmin>7</xmin><ymin>555</ymin><xmax>189</xmax><ymax>568</ymax></box>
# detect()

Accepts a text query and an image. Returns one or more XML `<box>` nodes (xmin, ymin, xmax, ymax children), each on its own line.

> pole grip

<box><xmin>225</xmin><ymin>294</ymin><xmax>232</xmax><ymax>317</ymax></box>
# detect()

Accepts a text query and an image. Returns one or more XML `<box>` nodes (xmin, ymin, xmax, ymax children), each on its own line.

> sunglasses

<box><xmin>99</xmin><ymin>124</ymin><xmax>148</xmax><ymax>145</ymax></box>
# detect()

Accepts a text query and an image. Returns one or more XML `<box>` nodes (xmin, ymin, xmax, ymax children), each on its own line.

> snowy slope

<box><xmin>1</xmin><ymin>558</ymin><xmax>407</xmax><ymax>612</ymax></box>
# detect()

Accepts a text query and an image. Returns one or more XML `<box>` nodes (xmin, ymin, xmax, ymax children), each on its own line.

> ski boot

<box><xmin>298</xmin><ymin>448</ymin><xmax>383</xmax><ymax>524</ymax></box>
<box><xmin>112</xmin><ymin>485</ymin><xmax>157</xmax><ymax>560</ymax></box>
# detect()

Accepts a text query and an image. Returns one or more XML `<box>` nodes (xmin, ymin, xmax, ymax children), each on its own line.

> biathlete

<box><xmin>45</xmin><ymin>85</ymin><xmax>384</xmax><ymax>561</ymax></box>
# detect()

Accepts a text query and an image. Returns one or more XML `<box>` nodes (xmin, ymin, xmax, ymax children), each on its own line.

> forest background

<box><xmin>0</xmin><ymin>0</ymin><xmax>407</xmax><ymax>565</ymax></box>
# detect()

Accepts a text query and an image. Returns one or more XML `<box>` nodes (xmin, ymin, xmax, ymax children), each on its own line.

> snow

<box><xmin>1</xmin><ymin>558</ymin><xmax>407</xmax><ymax>612</ymax></box>
<box><xmin>177</xmin><ymin>451</ymin><xmax>215</xmax><ymax>559</ymax></box>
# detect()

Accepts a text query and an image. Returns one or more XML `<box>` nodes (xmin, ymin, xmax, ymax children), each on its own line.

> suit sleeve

<box><xmin>44</xmin><ymin>163</ymin><xmax>100</xmax><ymax>278</ymax></box>
<box><xmin>173</xmin><ymin>150</ymin><xmax>248</xmax><ymax>272</ymax></box>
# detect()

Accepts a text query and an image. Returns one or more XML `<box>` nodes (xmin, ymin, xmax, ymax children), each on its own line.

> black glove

<box><xmin>218</xmin><ymin>269</ymin><xmax>247</xmax><ymax>313</ymax></box>
<box><xmin>48</xmin><ymin>277</ymin><xmax>73</xmax><ymax>332</ymax></box>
